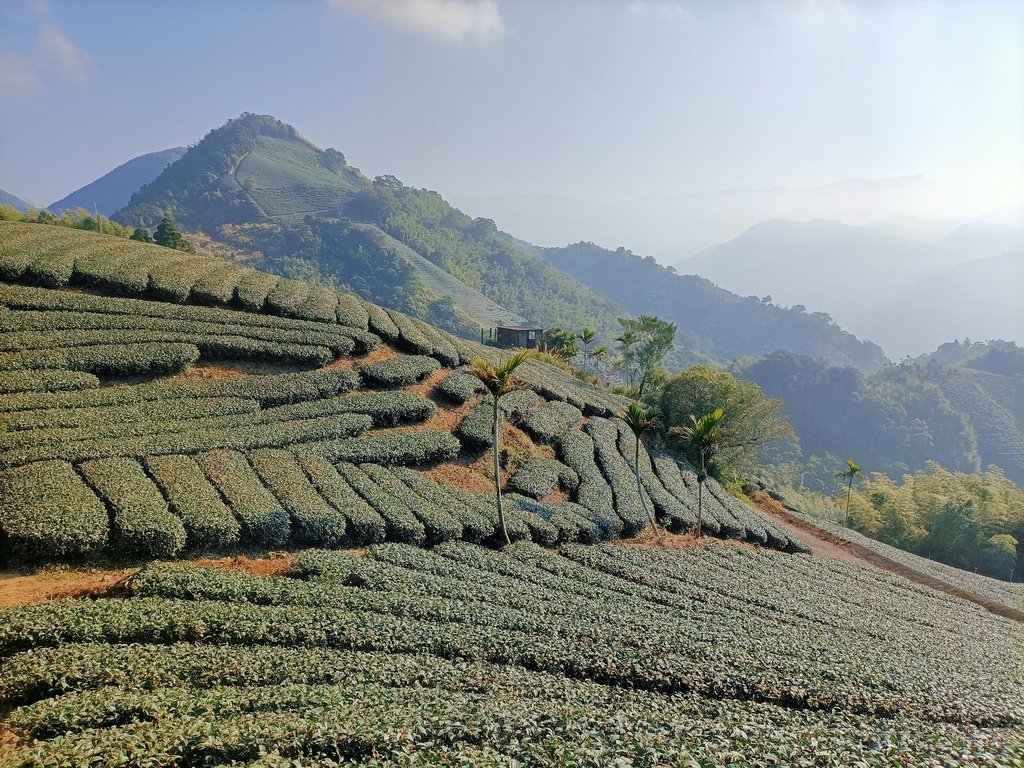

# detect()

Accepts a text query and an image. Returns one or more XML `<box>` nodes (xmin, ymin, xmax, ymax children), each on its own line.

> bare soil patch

<box><xmin>424</xmin><ymin>464</ymin><xmax>492</xmax><ymax>493</ymax></box>
<box><xmin>406</xmin><ymin>368</ymin><xmax>448</xmax><ymax>397</ymax></box>
<box><xmin>0</xmin><ymin>568</ymin><xmax>134</xmax><ymax>609</ymax></box>
<box><xmin>192</xmin><ymin>552</ymin><xmax>297</xmax><ymax>577</ymax></box>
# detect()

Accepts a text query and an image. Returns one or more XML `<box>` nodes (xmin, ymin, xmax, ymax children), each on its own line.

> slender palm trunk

<box><xmin>844</xmin><ymin>475</ymin><xmax>854</xmax><ymax>528</ymax></box>
<box><xmin>493</xmin><ymin>397</ymin><xmax>510</xmax><ymax>546</ymax></box>
<box><xmin>696</xmin><ymin>479</ymin><xmax>704</xmax><ymax>539</ymax></box>
<box><xmin>634</xmin><ymin>440</ymin><xmax>659</xmax><ymax>538</ymax></box>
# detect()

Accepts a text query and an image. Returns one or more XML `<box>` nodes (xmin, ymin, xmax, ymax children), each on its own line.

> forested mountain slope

<box><xmin>113</xmin><ymin>114</ymin><xmax>623</xmax><ymax>337</ymax></box>
<box><xmin>540</xmin><ymin>240</ymin><xmax>888</xmax><ymax>371</ymax></box>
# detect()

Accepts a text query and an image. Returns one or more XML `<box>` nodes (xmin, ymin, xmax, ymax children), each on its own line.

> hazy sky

<box><xmin>1</xmin><ymin>0</ymin><xmax>1022</xmax><ymax>212</ymax></box>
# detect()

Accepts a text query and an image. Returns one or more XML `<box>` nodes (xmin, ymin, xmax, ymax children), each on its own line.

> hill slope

<box><xmin>856</xmin><ymin>252</ymin><xmax>1024</xmax><ymax>358</ymax></box>
<box><xmin>0</xmin><ymin>222</ymin><xmax>799</xmax><ymax>564</ymax></box>
<box><xmin>114</xmin><ymin>114</ymin><xmax>621</xmax><ymax>335</ymax></box>
<box><xmin>48</xmin><ymin>147</ymin><xmax>186</xmax><ymax>216</ymax></box>
<box><xmin>0</xmin><ymin>190</ymin><xmax>31</xmax><ymax>211</ymax></box>
<box><xmin>539</xmin><ymin>240</ymin><xmax>888</xmax><ymax>370</ymax></box>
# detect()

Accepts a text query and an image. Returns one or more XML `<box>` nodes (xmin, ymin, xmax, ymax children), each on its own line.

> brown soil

<box><xmin>406</xmin><ymin>368</ymin><xmax>449</xmax><ymax>397</ymax></box>
<box><xmin>364</xmin><ymin>344</ymin><xmax>402</xmax><ymax>363</ymax></box>
<box><xmin>540</xmin><ymin>488</ymin><xmax>569</xmax><ymax>505</ymax></box>
<box><xmin>748</xmin><ymin>491</ymin><xmax>1024</xmax><ymax>623</ymax></box>
<box><xmin>0</xmin><ymin>568</ymin><xmax>134</xmax><ymax>609</ymax></box>
<box><xmin>192</xmin><ymin>552</ymin><xmax>298</xmax><ymax>577</ymax></box>
<box><xmin>424</xmin><ymin>464</ymin><xmax>492</xmax><ymax>493</ymax></box>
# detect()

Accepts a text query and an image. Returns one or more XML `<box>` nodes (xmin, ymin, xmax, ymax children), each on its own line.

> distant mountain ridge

<box><xmin>0</xmin><ymin>189</ymin><xmax>32</xmax><ymax>211</ymax></box>
<box><xmin>49</xmin><ymin>147</ymin><xmax>186</xmax><ymax>216</ymax></box>
<box><xmin>538</xmin><ymin>240</ymin><xmax>889</xmax><ymax>371</ymax></box>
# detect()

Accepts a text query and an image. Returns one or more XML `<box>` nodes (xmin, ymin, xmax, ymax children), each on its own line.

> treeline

<box><xmin>738</xmin><ymin>346</ymin><xmax>1024</xmax><ymax>489</ymax></box>
<box><xmin>847</xmin><ymin>462</ymin><xmax>1022</xmax><ymax>580</ymax></box>
<box><xmin>0</xmin><ymin>204</ymin><xmax>134</xmax><ymax>238</ymax></box>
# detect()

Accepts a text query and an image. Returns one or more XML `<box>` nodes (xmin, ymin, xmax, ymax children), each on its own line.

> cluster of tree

<box><xmin>0</xmin><ymin>204</ymin><xmax>134</xmax><ymax>238</ymax></box>
<box><xmin>735</xmin><ymin>348</ymin><xmax>1024</xmax><ymax>488</ymax></box>
<box><xmin>846</xmin><ymin>462</ymin><xmax>1023</xmax><ymax>580</ymax></box>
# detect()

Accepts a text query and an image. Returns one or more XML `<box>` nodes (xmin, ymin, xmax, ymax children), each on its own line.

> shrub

<box><xmin>507</xmin><ymin>457</ymin><xmax>579</xmax><ymax>499</ymax></box>
<box><xmin>360</xmin><ymin>299</ymin><xmax>400</xmax><ymax>341</ymax></box>
<box><xmin>434</xmin><ymin>372</ymin><xmax>484</xmax><ymax>404</ymax></box>
<box><xmin>298</xmin><ymin>456</ymin><xmax>386</xmax><ymax>545</ymax></box>
<box><xmin>265</xmin><ymin>279</ymin><xmax>311</xmax><ymax>318</ymax></box>
<box><xmin>361</xmin><ymin>464</ymin><xmax>462</xmax><ymax>544</ymax></box>
<box><xmin>558</xmin><ymin>431</ymin><xmax>618</xmax><ymax>533</ymax></box>
<box><xmin>145</xmin><ymin>454</ymin><xmax>241</xmax><ymax>550</ymax></box>
<box><xmin>0</xmin><ymin>460</ymin><xmax>108</xmax><ymax>560</ymax></box>
<box><xmin>300</xmin><ymin>431</ymin><xmax>460</xmax><ymax>467</ymax></box>
<box><xmin>249</xmin><ymin>449</ymin><xmax>347</xmax><ymax>546</ymax></box>
<box><xmin>518</xmin><ymin>400</ymin><xmax>583</xmax><ymax>445</ymax></box>
<box><xmin>586</xmin><ymin>417</ymin><xmax>650</xmax><ymax>537</ymax></box>
<box><xmin>78</xmin><ymin>457</ymin><xmax>186</xmax><ymax>558</ymax></box>
<box><xmin>360</xmin><ymin>355</ymin><xmax>440</xmax><ymax>388</ymax></box>
<box><xmin>386</xmin><ymin>309</ymin><xmax>434</xmax><ymax>356</ymax></box>
<box><xmin>391</xmin><ymin>468</ymin><xmax>494</xmax><ymax>543</ymax></box>
<box><xmin>191</xmin><ymin>262</ymin><xmax>246</xmax><ymax>305</ymax></box>
<box><xmin>296</xmin><ymin>285</ymin><xmax>339</xmax><ymax>323</ymax></box>
<box><xmin>615</xmin><ymin>425</ymin><xmax>696</xmax><ymax>534</ymax></box>
<box><xmin>196</xmin><ymin>450</ymin><xmax>290</xmax><ymax>547</ymax></box>
<box><xmin>258</xmin><ymin>391</ymin><xmax>434</xmax><ymax>428</ymax></box>
<box><xmin>0</xmin><ymin>370</ymin><xmax>99</xmax><ymax>395</ymax></box>
<box><xmin>651</xmin><ymin>454</ymin><xmax>722</xmax><ymax>537</ymax></box>
<box><xmin>0</xmin><ymin>342</ymin><xmax>200</xmax><ymax>377</ymax></box>
<box><xmin>455</xmin><ymin>403</ymin><xmax>492</xmax><ymax>452</ymax></box>
<box><xmin>234</xmin><ymin>271</ymin><xmax>280</xmax><ymax>312</ymax></box>
<box><xmin>335</xmin><ymin>291</ymin><xmax>369</xmax><ymax>330</ymax></box>
<box><xmin>336</xmin><ymin>463</ymin><xmax>426</xmax><ymax>546</ymax></box>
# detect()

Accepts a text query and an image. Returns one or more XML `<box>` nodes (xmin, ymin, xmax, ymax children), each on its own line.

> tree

<box><xmin>660</xmin><ymin>365</ymin><xmax>796</xmax><ymax>481</ymax></box>
<box><xmin>468</xmin><ymin>351</ymin><xmax>534</xmax><ymax>546</ymax></box>
<box><xmin>154</xmin><ymin>214</ymin><xmax>186</xmax><ymax>250</ymax></box>
<box><xmin>540</xmin><ymin>328</ymin><xmax>580</xmax><ymax>362</ymax></box>
<box><xmin>130</xmin><ymin>227</ymin><xmax>153</xmax><ymax>243</ymax></box>
<box><xmin>615</xmin><ymin>315</ymin><xmax>676</xmax><ymax>401</ymax></box>
<box><xmin>670</xmin><ymin>408</ymin><xmax>725</xmax><ymax>538</ymax></box>
<box><xmin>578</xmin><ymin>327</ymin><xmax>596</xmax><ymax>373</ymax></box>
<box><xmin>591</xmin><ymin>345</ymin><xmax>609</xmax><ymax>383</ymax></box>
<box><xmin>618</xmin><ymin>402</ymin><xmax>662</xmax><ymax>539</ymax></box>
<box><xmin>835</xmin><ymin>459</ymin><xmax>862</xmax><ymax>528</ymax></box>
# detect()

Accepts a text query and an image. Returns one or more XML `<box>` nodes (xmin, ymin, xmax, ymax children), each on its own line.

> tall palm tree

<box><xmin>836</xmin><ymin>459</ymin><xmax>862</xmax><ymax>528</ymax></box>
<box><xmin>670</xmin><ymin>408</ymin><xmax>725</xmax><ymax>538</ymax></box>
<box><xmin>618</xmin><ymin>402</ymin><xmax>662</xmax><ymax>539</ymax></box>
<box><xmin>468</xmin><ymin>351</ymin><xmax>534</xmax><ymax>546</ymax></box>
<box><xmin>591</xmin><ymin>346</ymin><xmax>609</xmax><ymax>384</ymax></box>
<box><xmin>578</xmin><ymin>327</ymin><xmax>596</xmax><ymax>373</ymax></box>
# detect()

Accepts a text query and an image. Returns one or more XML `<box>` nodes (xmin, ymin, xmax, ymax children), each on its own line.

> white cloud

<box><xmin>35</xmin><ymin>23</ymin><xmax>92</xmax><ymax>87</ymax></box>
<box><xmin>0</xmin><ymin>3</ymin><xmax>92</xmax><ymax>100</ymax></box>
<box><xmin>329</xmin><ymin>0</ymin><xmax>504</xmax><ymax>44</ymax></box>
<box><xmin>628</xmin><ymin>0</ymin><xmax>692</xmax><ymax>23</ymax></box>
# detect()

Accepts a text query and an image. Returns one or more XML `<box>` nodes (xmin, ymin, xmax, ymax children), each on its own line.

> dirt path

<box><xmin>749</xmin><ymin>491</ymin><xmax>1024</xmax><ymax>624</ymax></box>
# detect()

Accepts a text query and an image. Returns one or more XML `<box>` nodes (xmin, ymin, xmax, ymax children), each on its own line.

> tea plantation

<box><xmin>0</xmin><ymin>222</ymin><xmax>803</xmax><ymax>565</ymax></box>
<box><xmin>1</xmin><ymin>542</ymin><xmax>1021</xmax><ymax>766</ymax></box>
<box><xmin>1</xmin><ymin>222</ymin><xmax>1021</xmax><ymax>767</ymax></box>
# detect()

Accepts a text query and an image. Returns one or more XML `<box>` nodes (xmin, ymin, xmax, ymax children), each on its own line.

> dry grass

<box><xmin>0</xmin><ymin>568</ymin><xmax>135</xmax><ymax>609</ymax></box>
<box><xmin>424</xmin><ymin>464</ymin><xmax>492</xmax><ymax>493</ymax></box>
<box><xmin>192</xmin><ymin>552</ymin><xmax>298</xmax><ymax>577</ymax></box>
<box><xmin>406</xmin><ymin>368</ymin><xmax>448</xmax><ymax>397</ymax></box>
<box><xmin>540</xmin><ymin>488</ymin><xmax>569</xmax><ymax>504</ymax></box>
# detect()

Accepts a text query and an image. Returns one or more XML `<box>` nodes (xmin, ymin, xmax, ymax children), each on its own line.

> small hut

<box><xmin>495</xmin><ymin>323</ymin><xmax>544</xmax><ymax>349</ymax></box>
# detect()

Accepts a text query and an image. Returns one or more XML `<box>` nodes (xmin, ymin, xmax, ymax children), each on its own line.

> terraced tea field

<box><xmin>1</xmin><ymin>541</ymin><xmax>1021</xmax><ymax>766</ymax></box>
<box><xmin>1</xmin><ymin>222</ymin><xmax>1020</xmax><ymax>767</ymax></box>
<box><xmin>0</xmin><ymin>222</ymin><xmax>799</xmax><ymax>565</ymax></box>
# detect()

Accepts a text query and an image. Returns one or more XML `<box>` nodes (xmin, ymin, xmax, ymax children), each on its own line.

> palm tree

<box><xmin>578</xmin><ymin>327</ymin><xmax>596</xmax><ymax>373</ymax></box>
<box><xmin>591</xmin><ymin>345</ymin><xmax>609</xmax><ymax>384</ymax></box>
<box><xmin>670</xmin><ymin>408</ymin><xmax>725</xmax><ymax>538</ymax></box>
<box><xmin>467</xmin><ymin>351</ymin><xmax>534</xmax><ymax>546</ymax></box>
<box><xmin>836</xmin><ymin>459</ymin><xmax>862</xmax><ymax>528</ymax></box>
<box><xmin>618</xmin><ymin>402</ymin><xmax>662</xmax><ymax>539</ymax></box>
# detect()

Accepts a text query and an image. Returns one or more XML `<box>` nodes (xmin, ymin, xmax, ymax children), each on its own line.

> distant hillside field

<box><xmin>48</xmin><ymin>147</ymin><xmax>186</xmax><ymax>217</ymax></box>
<box><xmin>0</xmin><ymin>222</ymin><xmax>800</xmax><ymax>565</ymax></box>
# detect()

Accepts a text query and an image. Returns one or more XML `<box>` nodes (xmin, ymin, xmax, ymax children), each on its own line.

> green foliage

<box><xmin>507</xmin><ymin>457</ymin><xmax>579</xmax><ymax>499</ymax></box>
<box><xmin>153</xmin><ymin>214</ymin><xmax>188</xmax><ymax>251</ymax></box>
<box><xmin>434</xmin><ymin>370</ymin><xmax>485</xmax><ymax>404</ymax></box>
<box><xmin>0</xmin><ymin>542</ymin><xmax>1020</xmax><ymax>766</ymax></box>
<box><xmin>195</xmin><ymin>450</ymin><xmax>290</xmax><ymax>547</ymax></box>
<box><xmin>78</xmin><ymin>457</ymin><xmax>187</xmax><ymax>558</ymax></box>
<box><xmin>0</xmin><ymin>460</ymin><xmax>108</xmax><ymax>560</ymax></box>
<box><xmin>145</xmin><ymin>454</ymin><xmax>241</xmax><ymax>550</ymax></box>
<box><xmin>615</xmin><ymin>314</ymin><xmax>676</xmax><ymax>401</ymax></box>
<box><xmin>540</xmin><ymin>327</ymin><xmax>580</xmax><ymax>361</ymax></box>
<box><xmin>249</xmin><ymin>449</ymin><xmax>348</xmax><ymax>546</ymax></box>
<box><xmin>662</xmin><ymin>364</ymin><xmax>797</xmax><ymax>480</ymax></box>
<box><xmin>359</xmin><ymin>354</ymin><xmax>440</xmax><ymax>388</ymax></box>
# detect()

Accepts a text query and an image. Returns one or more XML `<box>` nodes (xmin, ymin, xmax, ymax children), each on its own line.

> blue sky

<box><xmin>1</xmin><ymin>0</ymin><xmax>1022</xmax><ymax>212</ymax></box>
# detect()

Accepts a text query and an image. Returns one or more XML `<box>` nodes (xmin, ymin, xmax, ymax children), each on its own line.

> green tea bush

<box><xmin>298</xmin><ymin>456</ymin><xmax>386</xmax><ymax>545</ymax></box>
<box><xmin>455</xmin><ymin>403</ymin><xmax>492</xmax><ymax>452</ymax></box>
<box><xmin>0</xmin><ymin>370</ymin><xmax>98</xmax><ymax>395</ymax></box>
<box><xmin>258</xmin><ymin>391</ymin><xmax>434</xmax><ymax>428</ymax></box>
<box><xmin>0</xmin><ymin>460</ymin><xmax>108</xmax><ymax>559</ymax></box>
<box><xmin>385</xmin><ymin>309</ymin><xmax>434</xmax><ymax>356</ymax></box>
<box><xmin>190</xmin><ymin>262</ymin><xmax>246</xmax><ymax>305</ymax></box>
<box><xmin>196</xmin><ymin>450</ymin><xmax>290</xmax><ymax>547</ymax></box>
<box><xmin>615</xmin><ymin>425</ymin><xmax>697</xmax><ymax>534</ymax></box>
<box><xmin>335</xmin><ymin>291</ymin><xmax>369</xmax><ymax>330</ymax></box>
<box><xmin>301</xmin><ymin>430</ymin><xmax>459</xmax><ymax>467</ymax></box>
<box><xmin>558</xmin><ymin>430</ymin><xmax>618</xmax><ymax>533</ymax></box>
<box><xmin>233</xmin><ymin>271</ymin><xmax>280</xmax><ymax>312</ymax></box>
<box><xmin>359</xmin><ymin>355</ymin><xmax>440</xmax><ymax>388</ymax></box>
<box><xmin>296</xmin><ymin>285</ymin><xmax>339</xmax><ymax>323</ymax></box>
<box><xmin>249</xmin><ymin>449</ymin><xmax>347</xmax><ymax>546</ymax></box>
<box><xmin>587</xmin><ymin>417</ymin><xmax>649</xmax><ymax>537</ymax></box>
<box><xmin>518</xmin><ymin>400</ymin><xmax>583</xmax><ymax>445</ymax></box>
<box><xmin>361</xmin><ymin>463</ymin><xmax>462</xmax><ymax>544</ymax></box>
<box><xmin>434</xmin><ymin>371</ymin><xmax>484</xmax><ymax>404</ymax></box>
<box><xmin>391</xmin><ymin>467</ymin><xmax>494</xmax><ymax>543</ymax></box>
<box><xmin>265</xmin><ymin>278</ymin><xmax>311</xmax><ymax>318</ymax></box>
<box><xmin>78</xmin><ymin>457</ymin><xmax>186</xmax><ymax>558</ymax></box>
<box><xmin>145</xmin><ymin>454</ymin><xmax>241</xmax><ymax>550</ymax></box>
<box><xmin>360</xmin><ymin>298</ymin><xmax>400</xmax><ymax>341</ymax></box>
<box><xmin>336</xmin><ymin>463</ymin><xmax>426</xmax><ymax>546</ymax></box>
<box><xmin>507</xmin><ymin>457</ymin><xmax>579</xmax><ymax>499</ymax></box>
<box><xmin>0</xmin><ymin>342</ymin><xmax>200</xmax><ymax>377</ymax></box>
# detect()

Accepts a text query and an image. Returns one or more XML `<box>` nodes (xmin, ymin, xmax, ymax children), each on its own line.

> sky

<box><xmin>1</xmin><ymin>0</ymin><xmax>1022</xmax><ymax>214</ymax></box>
